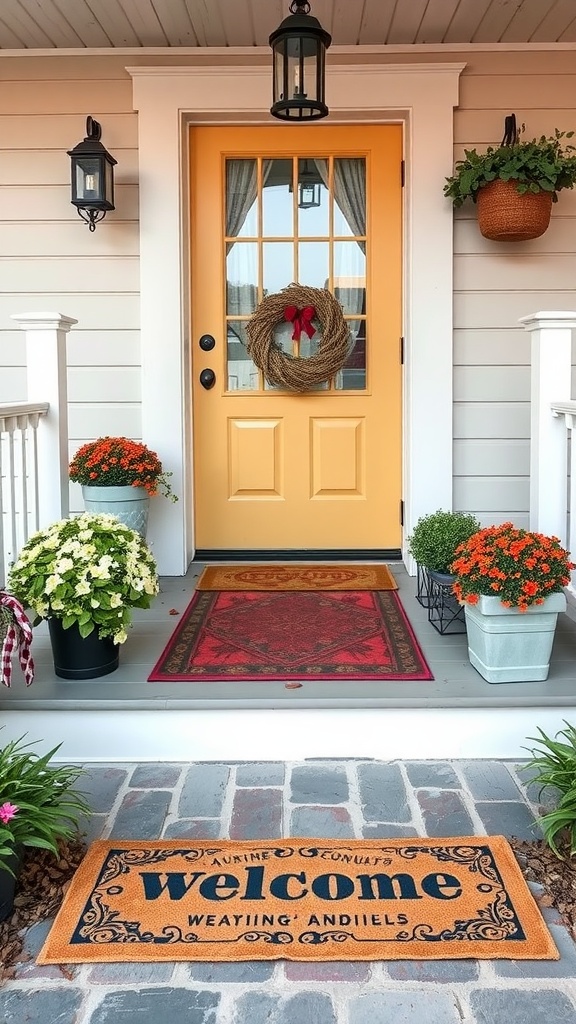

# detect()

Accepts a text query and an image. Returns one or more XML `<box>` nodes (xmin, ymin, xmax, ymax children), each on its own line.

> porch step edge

<box><xmin>1</xmin><ymin>705</ymin><xmax>573</xmax><ymax>761</ymax></box>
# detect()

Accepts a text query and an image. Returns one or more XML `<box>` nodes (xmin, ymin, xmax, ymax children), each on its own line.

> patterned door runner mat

<box><xmin>148</xmin><ymin>589</ymin><xmax>432</xmax><ymax>682</ymax></box>
<box><xmin>196</xmin><ymin>564</ymin><xmax>398</xmax><ymax>591</ymax></box>
<box><xmin>38</xmin><ymin>837</ymin><xmax>558</xmax><ymax>963</ymax></box>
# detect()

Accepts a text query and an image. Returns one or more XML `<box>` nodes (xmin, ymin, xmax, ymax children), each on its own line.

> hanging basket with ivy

<box><xmin>246</xmin><ymin>284</ymin><xmax>351</xmax><ymax>392</ymax></box>
<box><xmin>476</xmin><ymin>180</ymin><xmax>554</xmax><ymax>241</ymax></box>
<box><xmin>443</xmin><ymin>118</ymin><xmax>576</xmax><ymax>242</ymax></box>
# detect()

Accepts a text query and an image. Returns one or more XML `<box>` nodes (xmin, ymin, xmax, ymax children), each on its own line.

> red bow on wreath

<box><xmin>284</xmin><ymin>305</ymin><xmax>316</xmax><ymax>342</ymax></box>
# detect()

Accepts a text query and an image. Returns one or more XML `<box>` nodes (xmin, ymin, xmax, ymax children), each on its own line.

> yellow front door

<box><xmin>190</xmin><ymin>125</ymin><xmax>402</xmax><ymax>553</ymax></box>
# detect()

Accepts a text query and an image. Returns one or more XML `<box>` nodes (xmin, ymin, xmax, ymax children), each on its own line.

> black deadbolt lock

<box><xmin>199</xmin><ymin>334</ymin><xmax>216</xmax><ymax>351</ymax></box>
<box><xmin>200</xmin><ymin>368</ymin><xmax>216</xmax><ymax>389</ymax></box>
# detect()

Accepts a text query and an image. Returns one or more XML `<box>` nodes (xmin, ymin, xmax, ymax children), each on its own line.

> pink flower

<box><xmin>0</xmin><ymin>802</ymin><xmax>18</xmax><ymax>824</ymax></box>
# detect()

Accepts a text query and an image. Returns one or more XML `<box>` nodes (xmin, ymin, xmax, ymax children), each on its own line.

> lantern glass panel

<box><xmin>75</xmin><ymin>158</ymin><xmax>103</xmax><ymax>203</ymax></box>
<box><xmin>104</xmin><ymin>160</ymin><xmax>115</xmax><ymax>207</ymax></box>
<box><xmin>272</xmin><ymin>39</ymin><xmax>322</xmax><ymax>110</ymax></box>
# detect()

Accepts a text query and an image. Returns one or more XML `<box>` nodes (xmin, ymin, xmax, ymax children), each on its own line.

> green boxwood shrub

<box><xmin>407</xmin><ymin>509</ymin><xmax>481</xmax><ymax>574</ymax></box>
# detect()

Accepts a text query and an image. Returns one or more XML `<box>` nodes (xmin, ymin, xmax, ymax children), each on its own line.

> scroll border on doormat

<box><xmin>196</xmin><ymin>564</ymin><xmax>398</xmax><ymax>592</ymax></box>
<box><xmin>37</xmin><ymin>836</ymin><xmax>558</xmax><ymax>964</ymax></box>
<box><xmin>148</xmin><ymin>589</ymin><xmax>433</xmax><ymax>682</ymax></box>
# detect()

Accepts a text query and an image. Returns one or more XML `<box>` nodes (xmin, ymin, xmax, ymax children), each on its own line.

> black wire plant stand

<box><xmin>416</xmin><ymin>565</ymin><xmax>467</xmax><ymax>636</ymax></box>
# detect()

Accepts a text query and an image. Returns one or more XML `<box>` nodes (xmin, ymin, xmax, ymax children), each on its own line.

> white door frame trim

<box><xmin>128</xmin><ymin>59</ymin><xmax>464</xmax><ymax>574</ymax></box>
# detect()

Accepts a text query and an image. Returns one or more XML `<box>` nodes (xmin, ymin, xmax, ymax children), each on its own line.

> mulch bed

<box><xmin>0</xmin><ymin>837</ymin><xmax>86</xmax><ymax>982</ymax></box>
<box><xmin>510</xmin><ymin>837</ymin><xmax>576</xmax><ymax>940</ymax></box>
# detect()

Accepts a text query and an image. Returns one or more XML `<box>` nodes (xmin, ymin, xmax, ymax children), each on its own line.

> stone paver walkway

<box><xmin>1</xmin><ymin>759</ymin><xmax>576</xmax><ymax>1024</ymax></box>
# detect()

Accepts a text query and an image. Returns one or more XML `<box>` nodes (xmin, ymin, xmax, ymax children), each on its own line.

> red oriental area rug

<box><xmin>148</xmin><ymin>590</ymin><xmax>433</xmax><ymax>682</ymax></box>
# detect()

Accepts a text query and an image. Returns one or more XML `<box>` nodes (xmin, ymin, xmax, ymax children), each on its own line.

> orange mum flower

<box><xmin>449</xmin><ymin>522</ymin><xmax>573</xmax><ymax>610</ymax></box>
<box><xmin>69</xmin><ymin>436</ymin><xmax>177</xmax><ymax>501</ymax></box>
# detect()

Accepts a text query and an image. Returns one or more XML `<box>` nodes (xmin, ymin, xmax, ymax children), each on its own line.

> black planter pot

<box><xmin>0</xmin><ymin>850</ymin><xmax>20</xmax><ymax>922</ymax></box>
<box><xmin>48</xmin><ymin>619</ymin><xmax>119</xmax><ymax>680</ymax></box>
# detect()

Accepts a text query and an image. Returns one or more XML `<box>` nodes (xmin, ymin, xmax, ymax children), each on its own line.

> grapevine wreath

<box><xmin>245</xmin><ymin>284</ymin><xmax>351</xmax><ymax>392</ymax></box>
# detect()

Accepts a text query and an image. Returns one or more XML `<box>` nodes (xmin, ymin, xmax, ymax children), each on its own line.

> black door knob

<box><xmin>199</xmin><ymin>334</ymin><xmax>216</xmax><ymax>351</ymax></box>
<box><xmin>200</xmin><ymin>368</ymin><xmax>216</xmax><ymax>389</ymax></box>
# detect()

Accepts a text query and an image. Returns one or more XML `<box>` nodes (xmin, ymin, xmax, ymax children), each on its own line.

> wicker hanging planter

<box><xmin>476</xmin><ymin>180</ymin><xmax>553</xmax><ymax>242</ymax></box>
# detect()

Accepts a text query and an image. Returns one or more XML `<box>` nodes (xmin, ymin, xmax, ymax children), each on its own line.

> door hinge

<box><xmin>400</xmin><ymin>336</ymin><xmax>404</xmax><ymax>364</ymax></box>
<box><xmin>401</xmin><ymin>159</ymin><xmax>405</xmax><ymax>187</ymax></box>
<box><xmin>400</xmin><ymin>499</ymin><xmax>405</xmax><ymax>527</ymax></box>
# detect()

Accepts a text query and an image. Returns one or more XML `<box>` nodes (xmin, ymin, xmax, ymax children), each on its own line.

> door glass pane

<box><xmin>226</xmin><ymin>159</ymin><xmax>257</xmax><ymax>237</ymax></box>
<box><xmin>263</xmin><ymin>241</ymin><xmax>293</xmax><ymax>296</ymax></box>
<box><xmin>299</xmin><ymin>320</ymin><xmax>329</xmax><ymax>388</ymax></box>
<box><xmin>333</xmin><ymin>158</ymin><xmax>366</xmax><ymax>238</ymax></box>
<box><xmin>224</xmin><ymin>154</ymin><xmax>369</xmax><ymax>395</ymax></box>
<box><xmin>334</xmin><ymin>242</ymin><xmax>366</xmax><ymax>315</ymax></box>
<box><xmin>335</xmin><ymin>319</ymin><xmax>366</xmax><ymax>390</ymax></box>
<box><xmin>226</xmin><ymin>242</ymin><xmax>258</xmax><ymax>314</ymax></box>
<box><xmin>262</xmin><ymin>158</ymin><xmax>293</xmax><ymax>237</ymax></box>
<box><xmin>227</xmin><ymin>320</ymin><xmax>259</xmax><ymax>391</ymax></box>
<box><xmin>298</xmin><ymin>241</ymin><xmax>329</xmax><ymax>288</ymax></box>
<box><xmin>298</xmin><ymin>158</ymin><xmax>329</xmax><ymax>237</ymax></box>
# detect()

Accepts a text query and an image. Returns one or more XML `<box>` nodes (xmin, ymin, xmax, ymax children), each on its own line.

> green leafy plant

<box><xmin>0</xmin><ymin>734</ymin><xmax>89</xmax><ymax>874</ymax></box>
<box><xmin>8</xmin><ymin>513</ymin><xmax>159</xmax><ymax>644</ymax></box>
<box><xmin>407</xmin><ymin>509</ymin><xmax>481</xmax><ymax>574</ymax></box>
<box><xmin>444</xmin><ymin>129</ymin><xmax>576</xmax><ymax>207</ymax></box>
<box><xmin>522</xmin><ymin>722</ymin><xmax>576</xmax><ymax>857</ymax></box>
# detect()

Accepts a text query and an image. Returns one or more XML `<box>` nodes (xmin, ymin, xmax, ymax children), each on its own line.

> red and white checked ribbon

<box><xmin>0</xmin><ymin>592</ymin><xmax>34</xmax><ymax>688</ymax></box>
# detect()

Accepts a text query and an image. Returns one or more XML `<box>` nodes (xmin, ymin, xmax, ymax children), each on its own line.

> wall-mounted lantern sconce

<box><xmin>68</xmin><ymin>117</ymin><xmax>117</xmax><ymax>230</ymax></box>
<box><xmin>269</xmin><ymin>0</ymin><xmax>331</xmax><ymax>121</ymax></box>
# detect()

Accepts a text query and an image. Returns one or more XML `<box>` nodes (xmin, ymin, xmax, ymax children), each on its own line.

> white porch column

<box><xmin>10</xmin><ymin>312</ymin><xmax>77</xmax><ymax>527</ymax></box>
<box><xmin>520</xmin><ymin>310</ymin><xmax>576</xmax><ymax>542</ymax></box>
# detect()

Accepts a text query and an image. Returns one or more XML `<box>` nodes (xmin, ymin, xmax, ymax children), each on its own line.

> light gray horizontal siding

<box><xmin>67</xmin><ymin>404</ymin><xmax>141</xmax><ymax>439</ymax></box>
<box><xmin>451</xmin><ymin>52</ymin><xmax>576</xmax><ymax>527</ymax></box>
<box><xmin>453</xmin><ymin>329</ymin><xmax>529</xmax><ymax>365</ymax></box>
<box><xmin>0</xmin><ymin>184</ymin><xmax>139</xmax><ymax>222</ymax></box>
<box><xmin>454</xmin><ymin>439</ymin><xmax>530</xmax><ymax>476</ymax></box>
<box><xmin>454</xmin><ymin>292</ymin><xmax>576</xmax><ymax>329</ymax></box>
<box><xmin>454</xmin><ymin>402</ymin><xmax>530</xmax><ymax>439</ymax></box>
<box><xmin>0</xmin><ymin>221</ymin><xmax>139</xmax><ymax>257</ymax></box>
<box><xmin>455</xmin><ymin>216</ymin><xmax>576</xmax><ymax>255</ymax></box>
<box><xmin>0</xmin><ymin>294</ymin><xmax>140</xmax><ymax>330</ymax></box>
<box><xmin>454</xmin><ymin>476</ymin><xmax>531</xmax><ymax>512</ymax></box>
<box><xmin>0</xmin><ymin>59</ymin><xmax>140</xmax><ymax>448</ymax></box>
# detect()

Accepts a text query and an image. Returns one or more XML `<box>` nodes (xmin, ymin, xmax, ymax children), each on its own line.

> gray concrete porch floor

<box><xmin>2</xmin><ymin>756</ymin><xmax>576</xmax><ymax>1023</ymax></box>
<box><xmin>2</xmin><ymin>561</ymin><xmax>576</xmax><ymax>711</ymax></box>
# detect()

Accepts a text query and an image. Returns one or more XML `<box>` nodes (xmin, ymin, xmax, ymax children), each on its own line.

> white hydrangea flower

<box><xmin>45</xmin><ymin>574</ymin><xmax>63</xmax><ymax>594</ymax></box>
<box><xmin>55</xmin><ymin>557</ymin><xmax>74</xmax><ymax>574</ymax></box>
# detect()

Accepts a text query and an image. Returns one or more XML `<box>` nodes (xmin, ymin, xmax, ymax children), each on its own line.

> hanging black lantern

<box><xmin>269</xmin><ymin>0</ymin><xmax>332</xmax><ymax>122</ymax></box>
<box><xmin>298</xmin><ymin>160</ymin><xmax>323</xmax><ymax>207</ymax></box>
<box><xmin>68</xmin><ymin>117</ymin><xmax>117</xmax><ymax>231</ymax></box>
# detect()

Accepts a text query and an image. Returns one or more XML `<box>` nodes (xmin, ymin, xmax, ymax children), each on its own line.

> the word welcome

<box><xmin>139</xmin><ymin>866</ymin><xmax>463</xmax><ymax>902</ymax></box>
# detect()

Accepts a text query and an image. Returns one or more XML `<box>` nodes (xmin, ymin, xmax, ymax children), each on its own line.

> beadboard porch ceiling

<box><xmin>0</xmin><ymin>0</ymin><xmax>575</xmax><ymax>50</ymax></box>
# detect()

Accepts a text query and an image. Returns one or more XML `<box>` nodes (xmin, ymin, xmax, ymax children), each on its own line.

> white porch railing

<box><xmin>0</xmin><ymin>313</ymin><xmax>76</xmax><ymax>588</ymax></box>
<box><xmin>0</xmin><ymin>402</ymin><xmax>49</xmax><ymax>587</ymax></box>
<box><xmin>522</xmin><ymin>311</ymin><xmax>576</xmax><ymax>618</ymax></box>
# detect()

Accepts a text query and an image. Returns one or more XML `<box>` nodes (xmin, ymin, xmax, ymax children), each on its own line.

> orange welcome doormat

<box><xmin>38</xmin><ymin>837</ymin><xmax>558</xmax><ymax>964</ymax></box>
